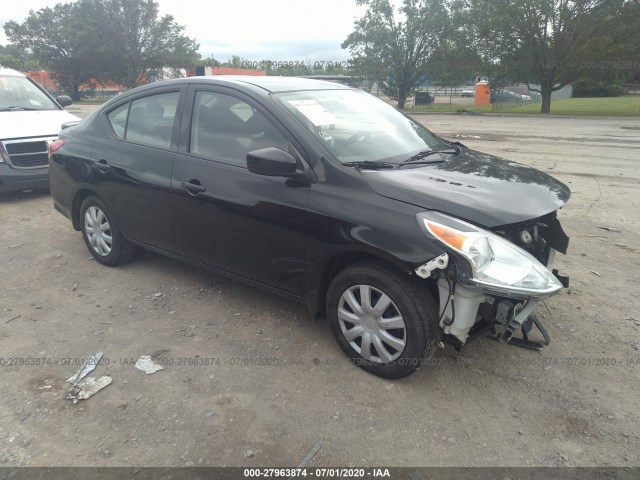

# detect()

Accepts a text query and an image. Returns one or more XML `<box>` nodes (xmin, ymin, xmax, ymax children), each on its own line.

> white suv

<box><xmin>0</xmin><ymin>67</ymin><xmax>80</xmax><ymax>193</ymax></box>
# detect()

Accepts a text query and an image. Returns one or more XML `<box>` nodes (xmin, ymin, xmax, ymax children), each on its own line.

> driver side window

<box><xmin>190</xmin><ymin>91</ymin><xmax>289</xmax><ymax>166</ymax></box>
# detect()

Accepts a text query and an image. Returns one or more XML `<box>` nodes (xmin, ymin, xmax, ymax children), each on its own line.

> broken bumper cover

<box><xmin>436</xmin><ymin>281</ymin><xmax>554</xmax><ymax>350</ymax></box>
<box><xmin>417</xmin><ymin>211</ymin><xmax>568</xmax><ymax>302</ymax></box>
<box><xmin>415</xmin><ymin>212</ymin><xmax>570</xmax><ymax>348</ymax></box>
<box><xmin>432</xmin><ymin>243</ymin><xmax>568</xmax><ymax>347</ymax></box>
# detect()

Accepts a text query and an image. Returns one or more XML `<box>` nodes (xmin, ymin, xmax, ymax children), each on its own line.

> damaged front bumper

<box><xmin>436</xmin><ymin>280</ymin><xmax>553</xmax><ymax>351</ymax></box>
<box><xmin>416</xmin><ymin>211</ymin><xmax>570</xmax><ymax>350</ymax></box>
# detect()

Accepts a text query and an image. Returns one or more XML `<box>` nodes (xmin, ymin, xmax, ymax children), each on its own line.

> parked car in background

<box><xmin>491</xmin><ymin>88</ymin><xmax>522</xmax><ymax>103</ymax></box>
<box><xmin>49</xmin><ymin>76</ymin><xmax>570</xmax><ymax>378</ymax></box>
<box><xmin>0</xmin><ymin>67</ymin><xmax>80</xmax><ymax>193</ymax></box>
<box><xmin>461</xmin><ymin>87</ymin><xmax>475</xmax><ymax>97</ymax></box>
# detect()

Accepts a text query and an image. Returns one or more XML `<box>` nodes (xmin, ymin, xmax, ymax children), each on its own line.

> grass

<box><xmin>409</xmin><ymin>96</ymin><xmax>640</xmax><ymax>116</ymax></box>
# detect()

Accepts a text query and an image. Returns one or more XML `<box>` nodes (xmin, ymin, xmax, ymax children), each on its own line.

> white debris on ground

<box><xmin>66</xmin><ymin>352</ymin><xmax>104</xmax><ymax>385</ymax></box>
<box><xmin>66</xmin><ymin>376</ymin><xmax>113</xmax><ymax>404</ymax></box>
<box><xmin>134</xmin><ymin>355</ymin><xmax>165</xmax><ymax>374</ymax></box>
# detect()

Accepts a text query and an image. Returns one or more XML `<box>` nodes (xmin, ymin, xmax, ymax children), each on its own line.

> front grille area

<box><xmin>5</xmin><ymin>141</ymin><xmax>48</xmax><ymax>155</ymax></box>
<box><xmin>10</xmin><ymin>152</ymin><xmax>49</xmax><ymax>168</ymax></box>
<box><xmin>493</xmin><ymin>211</ymin><xmax>569</xmax><ymax>265</ymax></box>
<box><xmin>2</xmin><ymin>139</ymin><xmax>51</xmax><ymax>169</ymax></box>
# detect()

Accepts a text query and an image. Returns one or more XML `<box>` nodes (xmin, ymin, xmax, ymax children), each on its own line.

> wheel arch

<box><xmin>71</xmin><ymin>188</ymin><xmax>100</xmax><ymax>231</ymax></box>
<box><xmin>308</xmin><ymin>250</ymin><xmax>439</xmax><ymax>316</ymax></box>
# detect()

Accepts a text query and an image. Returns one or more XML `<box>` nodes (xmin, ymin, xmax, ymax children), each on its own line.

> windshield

<box><xmin>0</xmin><ymin>75</ymin><xmax>59</xmax><ymax>111</ymax></box>
<box><xmin>274</xmin><ymin>89</ymin><xmax>445</xmax><ymax>163</ymax></box>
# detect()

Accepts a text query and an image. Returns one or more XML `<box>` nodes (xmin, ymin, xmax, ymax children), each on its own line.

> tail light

<box><xmin>48</xmin><ymin>139</ymin><xmax>66</xmax><ymax>159</ymax></box>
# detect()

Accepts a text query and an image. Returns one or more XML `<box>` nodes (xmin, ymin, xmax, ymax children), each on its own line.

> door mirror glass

<box><xmin>56</xmin><ymin>95</ymin><xmax>73</xmax><ymax>107</ymax></box>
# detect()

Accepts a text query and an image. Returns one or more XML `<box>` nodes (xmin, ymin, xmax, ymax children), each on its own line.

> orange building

<box><xmin>27</xmin><ymin>70</ymin><xmax>58</xmax><ymax>92</ymax></box>
<box><xmin>27</xmin><ymin>67</ymin><xmax>265</xmax><ymax>96</ymax></box>
<box><xmin>26</xmin><ymin>70</ymin><xmax>128</xmax><ymax>94</ymax></box>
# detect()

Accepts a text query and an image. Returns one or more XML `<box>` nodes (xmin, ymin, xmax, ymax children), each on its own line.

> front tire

<box><xmin>326</xmin><ymin>261</ymin><xmax>439</xmax><ymax>379</ymax></box>
<box><xmin>80</xmin><ymin>195</ymin><xmax>136</xmax><ymax>266</ymax></box>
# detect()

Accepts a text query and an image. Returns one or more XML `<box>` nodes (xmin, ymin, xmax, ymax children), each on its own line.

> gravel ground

<box><xmin>1</xmin><ymin>107</ymin><xmax>639</xmax><ymax>468</ymax></box>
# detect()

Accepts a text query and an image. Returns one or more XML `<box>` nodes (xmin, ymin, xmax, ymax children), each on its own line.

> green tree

<box><xmin>343</xmin><ymin>0</ymin><xmax>451</xmax><ymax>108</ymax></box>
<box><xmin>4</xmin><ymin>0</ymin><xmax>112</xmax><ymax>100</ymax></box>
<box><xmin>592</xmin><ymin>0</ymin><xmax>640</xmax><ymax>86</ymax></box>
<box><xmin>108</xmin><ymin>0</ymin><xmax>199</xmax><ymax>88</ymax></box>
<box><xmin>219</xmin><ymin>55</ymin><xmax>245</xmax><ymax>68</ymax></box>
<box><xmin>0</xmin><ymin>44</ymin><xmax>38</xmax><ymax>70</ymax></box>
<box><xmin>4</xmin><ymin>0</ymin><xmax>198</xmax><ymax>97</ymax></box>
<box><xmin>459</xmin><ymin>0</ymin><xmax>629</xmax><ymax>113</ymax></box>
<box><xmin>425</xmin><ymin>36</ymin><xmax>489</xmax><ymax>86</ymax></box>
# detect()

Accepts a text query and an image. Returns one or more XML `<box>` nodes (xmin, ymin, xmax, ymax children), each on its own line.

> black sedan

<box><xmin>49</xmin><ymin>76</ymin><xmax>570</xmax><ymax>378</ymax></box>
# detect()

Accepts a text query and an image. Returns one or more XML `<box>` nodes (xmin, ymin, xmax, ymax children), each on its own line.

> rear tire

<box><xmin>80</xmin><ymin>195</ymin><xmax>136</xmax><ymax>266</ymax></box>
<box><xmin>326</xmin><ymin>261</ymin><xmax>439</xmax><ymax>379</ymax></box>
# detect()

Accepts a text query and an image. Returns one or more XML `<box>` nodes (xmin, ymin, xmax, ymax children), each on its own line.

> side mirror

<box><xmin>57</xmin><ymin>95</ymin><xmax>73</xmax><ymax>107</ymax></box>
<box><xmin>247</xmin><ymin>148</ymin><xmax>299</xmax><ymax>177</ymax></box>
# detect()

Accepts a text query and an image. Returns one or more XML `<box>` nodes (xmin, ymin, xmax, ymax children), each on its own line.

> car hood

<box><xmin>0</xmin><ymin>110</ymin><xmax>80</xmax><ymax>140</ymax></box>
<box><xmin>365</xmin><ymin>148</ymin><xmax>571</xmax><ymax>227</ymax></box>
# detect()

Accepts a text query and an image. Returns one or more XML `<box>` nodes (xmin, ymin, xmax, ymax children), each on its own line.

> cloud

<box><xmin>1</xmin><ymin>0</ymin><xmax>366</xmax><ymax>61</ymax></box>
<box><xmin>199</xmin><ymin>38</ymin><xmax>351</xmax><ymax>63</ymax></box>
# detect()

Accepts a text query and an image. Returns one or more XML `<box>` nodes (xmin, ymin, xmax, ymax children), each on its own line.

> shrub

<box><xmin>573</xmin><ymin>78</ymin><xmax>627</xmax><ymax>97</ymax></box>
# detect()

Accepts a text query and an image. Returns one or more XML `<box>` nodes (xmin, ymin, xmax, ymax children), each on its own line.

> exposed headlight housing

<box><xmin>417</xmin><ymin>211</ymin><xmax>563</xmax><ymax>300</ymax></box>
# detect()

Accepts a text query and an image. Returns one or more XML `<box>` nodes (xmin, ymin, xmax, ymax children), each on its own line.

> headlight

<box><xmin>417</xmin><ymin>211</ymin><xmax>563</xmax><ymax>299</ymax></box>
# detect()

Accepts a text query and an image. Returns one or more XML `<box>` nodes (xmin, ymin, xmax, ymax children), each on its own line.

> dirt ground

<box><xmin>1</xmin><ymin>107</ymin><xmax>639</xmax><ymax>468</ymax></box>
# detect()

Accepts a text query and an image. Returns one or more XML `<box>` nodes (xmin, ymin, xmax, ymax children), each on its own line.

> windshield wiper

<box><xmin>342</xmin><ymin>161</ymin><xmax>396</xmax><ymax>170</ymax></box>
<box><xmin>401</xmin><ymin>148</ymin><xmax>459</xmax><ymax>165</ymax></box>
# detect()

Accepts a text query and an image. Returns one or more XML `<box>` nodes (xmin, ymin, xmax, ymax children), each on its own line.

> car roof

<box><xmin>220</xmin><ymin>76</ymin><xmax>353</xmax><ymax>93</ymax></box>
<box><xmin>146</xmin><ymin>75</ymin><xmax>354</xmax><ymax>94</ymax></box>
<box><xmin>0</xmin><ymin>67</ymin><xmax>26</xmax><ymax>77</ymax></box>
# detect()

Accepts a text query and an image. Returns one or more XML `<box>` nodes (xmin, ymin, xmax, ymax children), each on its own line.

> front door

<box><xmin>171</xmin><ymin>87</ymin><xmax>310</xmax><ymax>295</ymax></box>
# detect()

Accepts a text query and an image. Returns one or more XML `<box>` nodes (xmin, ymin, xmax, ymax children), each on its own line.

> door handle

<box><xmin>93</xmin><ymin>159</ymin><xmax>111</xmax><ymax>172</ymax></box>
<box><xmin>180</xmin><ymin>180</ymin><xmax>206</xmax><ymax>194</ymax></box>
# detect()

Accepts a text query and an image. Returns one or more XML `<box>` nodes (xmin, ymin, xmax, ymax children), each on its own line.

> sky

<box><xmin>0</xmin><ymin>0</ymin><xmax>370</xmax><ymax>63</ymax></box>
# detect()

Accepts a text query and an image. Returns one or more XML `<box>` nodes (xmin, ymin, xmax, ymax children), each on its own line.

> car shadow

<box><xmin>0</xmin><ymin>189</ymin><xmax>50</xmax><ymax>203</ymax></box>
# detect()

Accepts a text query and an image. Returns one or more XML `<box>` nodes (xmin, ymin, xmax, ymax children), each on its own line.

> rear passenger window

<box><xmin>107</xmin><ymin>103</ymin><xmax>129</xmax><ymax>138</ymax></box>
<box><xmin>125</xmin><ymin>92</ymin><xmax>179</xmax><ymax>149</ymax></box>
<box><xmin>190</xmin><ymin>91</ymin><xmax>289</xmax><ymax>166</ymax></box>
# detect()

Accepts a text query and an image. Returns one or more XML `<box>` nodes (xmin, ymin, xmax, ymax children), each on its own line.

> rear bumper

<box><xmin>0</xmin><ymin>164</ymin><xmax>49</xmax><ymax>193</ymax></box>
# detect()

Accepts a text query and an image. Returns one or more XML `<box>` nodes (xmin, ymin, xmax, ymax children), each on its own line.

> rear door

<box><xmin>92</xmin><ymin>86</ymin><xmax>186</xmax><ymax>252</ymax></box>
<box><xmin>171</xmin><ymin>86</ymin><xmax>310</xmax><ymax>295</ymax></box>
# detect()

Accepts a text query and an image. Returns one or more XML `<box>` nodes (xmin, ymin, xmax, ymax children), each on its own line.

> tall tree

<box><xmin>594</xmin><ymin>0</ymin><xmax>640</xmax><ymax>84</ymax></box>
<box><xmin>108</xmin><ymin>0</ymin><xmax>199</xmax><ymax>89</ymax></box>
<box><xmin>4</xmin><ymin>0</ymin><xmax>199</xmax><ymax>97</ymax></box>
<box><xmin>343</xmin><ymin>0</ymin><xmax>450</xmax><ymax>108</ymax></box>
<box><xmin>4</xmin><ymin>0</ymin><xmax>111</xmax><ymax>100</ymax></box>
<box><xmin>425</xmin><ymin>37</ymin><xmax>489</xmax><ymax>86</ymax></box>
<box><xmin>459</xmin><ymin>0</ymin><xmax>629</xmax><ymax>113</ymax></box>
<box><xmin>0</xmin><ymin>44</ymin><xmax>37</xmax><ymax>71</ymax></box>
